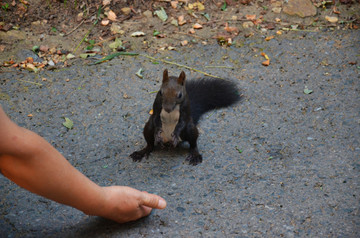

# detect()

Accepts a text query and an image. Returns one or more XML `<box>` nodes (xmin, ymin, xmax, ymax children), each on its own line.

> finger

<box><xmin>140</xmin><ymin>192</ymin><xmax>167</xmax><ymax>209</ymax></box>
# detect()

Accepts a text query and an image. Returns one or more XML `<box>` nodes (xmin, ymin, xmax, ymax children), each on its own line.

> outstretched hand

<box><xmin>96</xmin><ymin>186</ymin><xmax>167</xmax><ymax>223</ymax></box>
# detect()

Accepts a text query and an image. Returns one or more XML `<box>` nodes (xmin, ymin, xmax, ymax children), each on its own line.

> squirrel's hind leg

<box><xmin>182</xmin><ymin>123</ymin><xmax>202</xmax><ymax>165</ymax></box>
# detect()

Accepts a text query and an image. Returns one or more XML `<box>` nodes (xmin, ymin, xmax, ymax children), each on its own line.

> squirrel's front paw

<box><xmin>185</xmin><ymin>153</ymin><xmax>202</xmax><ymax>165</ymax></box>
<box><xmin>171</xmin><ymin>133</ymin><xmax>180</xmax><ymax>147</ymax></box>
<box><xmin>155</xmin><ymin>130</ymin><xmax>163</xmax><ymax>145</ymax></box>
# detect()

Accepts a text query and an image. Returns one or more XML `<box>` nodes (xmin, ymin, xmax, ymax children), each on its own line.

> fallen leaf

<box><xmin>136</xmin><ymin>68</ymin><xmax>144</xmax><ymax>78</ymax></box>
<box><xmin>189</xmin><ymin>28</ymin><xmax>195</xmax><ymax>34</ymax></box>
<box><xmin>27</xmin><ymin>114</ymin><xmax>33</xmax><ymax>117</ymax></box>
<box><xmin>110</xmin><ymin>24</ymin><xmax>124</xmax><ymax>34</ymax></box>
<box><xmin>325</xmin><ymin>16</ymin><xmax>338</xmax><ymax>23</ymax></box>
<box><xmin>193</xmin><ymin>2</ymin><xmax>205</xmax><ymax>11</ymax></box>
<box><xmin>181</xmin><ymin>40</ymin><xmax>188</xmax><ymax>46</ymax></box>
<box><xmin>261</xmin><ymin>52</ymin><xmax>270</xmax><ymax>60</ymax></box>
<box><xmin>304</xmin><ymin>86</ymin><xmax>313</xmax><ymax>94</ymax></box>
<box><xmin>170</xmin><ymin>18</ymin><xmax>178</xmax><ymax>26</ymax></box>
<box><xmin>101</xmin><ymin>19</ymin><xmax>110</xmax><ymax>26</ymax></box>
<box><xmin>107</xmin><ymin>10</ymin><xmax>117</xmax><ymax>21</ymax></box>
<box><xmin>149</xmin><ymin>109</ymin><xmax>153</xmax><ymax>115</ymax></box>
<box><xmin>25</xmin><ymin>63</ymin><xmax>38</xmax><ymax>72</ymax></box>
<box><xmin>26</xmin><ymin>57</ymin><xmax>34</xmax><ymax>64</ymax></box>
<box><xmin>63</xmin><ymin>117</ymin><xmax>74</xmax><ymax>129</ymax></box>
<box><xmin>66</xmin><ymin>53</ymin><xmax>76</xmax><ymax>59</ymax></box>
<box><xmin>276</xmin><ymin>30</ymin><xmax>282</xmax><ymax>35</ymax></box>
<box><xmin>224</xmin><ymin>22</ymin><xmax>238</xmax><ymax>33</ymax></box>
<box><xmin>193</xmin><ymin>23</ymin><xmax>203</xmax><ymax>29</ymax></box>
<box><xmin>155</xmin><ymin>7</ymin><xmax>168</xmax><ymax>22</ymax></box>
<box><xmin>333</xmin><ymin>7</ymin><xmax>340</xmax><ymax>14</ymax></box>
<box><xmin>80</xmin><ymin>53</ymin><xmax>96</xmax><ymax>59</ymax></box>
<box><xmin>40</xmin><ymin>45</ymin><xmax>49</xmax><ymax>52</ymax></box>
<box><xmin>121</xmin><ymin>7</ymin><xmax>131</xmax><ymax>15</ymax></box>
<box><xmin>109</xmin><ymin>38</ymin><xmax>123</xmax><ymax>50</ymax></box>
<box><xmin>178</xmin><ymin>15</ymin><xmax>187</xmax><ymax>25</ymax></box>
<box><xmin>265</xmin><ymin>35</ymin><xmax>274</xmax><ymax>41</ymax></box>
<box><xmin>246</xmin><ymin>14</ymin><xmax>256</xmax><ymax>20</ymax></box>
<box><xmin>131</xmin><ymin>31</ymin><xmax>146</xmax><ymax>37</ymax></box>
<box><xmin>171</xmin><ymin>1</ymin><xmax>178</xmax><ymax>9</ymax></box>
<box><xmin>201</xmin><ymin>12</ymin><xmax>210</xmax><ymax>21</ymax></box>
<box><xmin>262</xmin><ymin>59</ymin><xmax>270</xmax><ymax>66</ymax></box>
<box><xmin>103</xmin><ymin>0</ymin><xmax>111</xmax><ymax>6</ymax></box>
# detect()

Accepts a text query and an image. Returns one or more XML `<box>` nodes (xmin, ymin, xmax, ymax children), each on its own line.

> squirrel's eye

<box><xmin>177</xmin><ymin>92</ymin><xmax>182</xmax><ymax>98</ymax></box>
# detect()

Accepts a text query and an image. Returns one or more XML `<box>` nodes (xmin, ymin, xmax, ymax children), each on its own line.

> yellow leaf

<box><xmin>149</xmin><ymin>109</ymin><xmax>153</xmax><ymax>115</ymax></box>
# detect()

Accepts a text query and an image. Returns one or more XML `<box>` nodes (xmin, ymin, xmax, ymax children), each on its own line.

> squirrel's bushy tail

<box><xmin>186</xmin><ymin>78</ymin><xmax>241</xmax><ymax>125</ymax></box>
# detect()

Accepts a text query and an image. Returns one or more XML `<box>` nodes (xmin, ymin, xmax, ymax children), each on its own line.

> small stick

<box><xmin>140</xmin><ymin>54</ymin><xmax>223</xmax><ymax>79</ymax></box>
<box><xmin>16</xmin><ymin>78</ymin><xmax>43</xmax><ymax>86</ymax></box>
<box><xmin>64</xmin><ymin>19</ymin><xmax>85</xmax><ymax>36</ymax></box>
<box><xmin>205</xmin><ymin>65</ymin><xmax>235</xmax><ymax>69</ymax></box>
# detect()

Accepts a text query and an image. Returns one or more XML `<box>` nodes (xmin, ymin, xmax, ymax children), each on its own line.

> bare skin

<box><xmin>0</xmin><ymin>105</ymin><xmax>166</xmax><ymax>223</ymax></box>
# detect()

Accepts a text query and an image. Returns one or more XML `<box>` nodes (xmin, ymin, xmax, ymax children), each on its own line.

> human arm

<box><xmin>0</xmin><ymin>106</ymin><xmax>166</xmax><ymax>223</ymax></box>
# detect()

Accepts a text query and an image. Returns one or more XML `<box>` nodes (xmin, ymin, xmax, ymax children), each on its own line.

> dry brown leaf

<box><xmin>245</xmin><ymin>14</ymin><xmax>256</xmax><ymax>20</ymax></box>
<box><xmin>181</xmin><ymin>40</ymin><xmax>188</xmax><ymax>46</ymax></box>
<box><xmin>171</xmin><ymin>1</ymin><xmax>178</xmax><ymax>9</ymax></box>
<box><xmin>265</xmin><ymin>36</ymin><xmax>274</xmax><ymax>41</ymax></box>
<box><xmin>224</xmin><ymin>22</ymin><xmax>239</xmax><ymax>33</ymax></box>
<box><xmin>103</xmin><ymin>0</ymin><xmax>111</xmax><ymax>6</ymax></box>
<box><xmin>189</xmin><ymin>28</ymin><xmax>195</xmax><ymax>34</ymax></box>
<box><xmin>178</xmin><ymin>15</ymin><xmax>187</xmax><ymax>26</ymax></box>
<box><xmin>193</xmin><ymin>23</ymin><xmax>203</xmax><ymax>29</ymax></box>
<box><xmin>262</xmin><ymin>59</ymin><xmax>270</xmax><ymax>66</ymax></box>
<box><xmin>107</xmin><ymin>10</ymin><xmax>117</xmax><ymax>21</ymax></box>
<box><xmin>101</xmin><ymin>19</ymin><xmax>110</xmax><ymax>26</ymax></box>
<box><xmin>28</xmin><ymin>114</ymin><xmax>33</xmax><ymax>117</ymax></box>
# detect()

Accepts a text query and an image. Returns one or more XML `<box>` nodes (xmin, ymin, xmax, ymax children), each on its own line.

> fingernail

<box><xmin>158</xmin><ymin>199</ymin><xmax>167</xmax><ymax>209</ymax></box>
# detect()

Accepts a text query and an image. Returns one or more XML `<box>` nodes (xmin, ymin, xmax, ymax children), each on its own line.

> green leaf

<box><xmin>32</xmin><ymin>45</ymin><xmax>40</xmax><ymax>53</ymax></box>
<box><xmin>201</xmin><ymin>13</ymin><xmax>210</xmax><ymax>21</ymax></box>
<box><xmin>80</xmin><ymin>53</ymin><xmax>96</xmax><ymax>59</ymax></box>
<box><xmin>221</xmin><ymin>1</ymin><xmax>227</xmax><ymax>11</ymax></box>
<box><xmin>136</xmin><ymin>68</ymin><xmax>144</xmax><ymax>78</ymax></box>
<box><xmin>109</xmin><ymin>38</ymin><xmax>123</xmax><ymax>50</ymax></box>
<box><xmin>153</xmin><ymin>30</ymin><xmax>160</xmax><ymax>36</ymax></box>
<box><xmin>155</xmin><ymin>7</ymin><xmax>168</xmax><ymax>22</ymax></box>
<box><xmin>88</xmin><ymin>39</ymin><xmax>95</xmax><ymax>45</ymax></box>
<box><xmin>235</xmin><ymin>146</ymin><xmax>242</xmax><ymax>153</ymax></box>
<box><xmin>304</xmin><ymin>86</ymin><xmax>313</xmax><ymax>94</ymax></box>
<box><xmin>91</xmin><ymin>52</ymin><xmax>139</xmax><ymax>65</ymax></box>
<box><xmin>51</xmin><ymin>27</ymin><xmax>57</xmax><ymax>32</ymax></box>
<box><xmin>63</xmin><ymin>117</ymin><xmax>73</xmax><ymax>129</ymax></box>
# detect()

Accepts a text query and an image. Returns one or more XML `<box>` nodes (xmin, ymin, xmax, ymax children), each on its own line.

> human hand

<box><xmin>95</xmin><ymin>186</ymin><xmax>167</xmax><ymax>223</ymax></box>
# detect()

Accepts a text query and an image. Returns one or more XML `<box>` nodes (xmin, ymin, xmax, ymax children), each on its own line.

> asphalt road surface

<box><xmin>1</xmin><ymin>30</ymin><xmax>359</xmax><ymax>237</ymax></box>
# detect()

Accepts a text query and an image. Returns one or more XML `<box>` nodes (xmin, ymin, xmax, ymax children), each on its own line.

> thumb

<box><xmin>140</xmin><ymin>192</ymin><xmax>167</xmax><ymax>209</ymax></box>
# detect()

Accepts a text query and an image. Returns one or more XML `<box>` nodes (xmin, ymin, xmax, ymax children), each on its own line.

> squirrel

<box><xmin>130</xmin><ymin>69</ymin><xmax>241</xmax><ymax>165</ymax></box>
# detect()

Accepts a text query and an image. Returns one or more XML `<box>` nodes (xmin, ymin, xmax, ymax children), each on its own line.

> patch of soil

<box><xmin>0</xmin><ymin>0</ymin><xmax>359</xmax><ymax>69</ymax></box>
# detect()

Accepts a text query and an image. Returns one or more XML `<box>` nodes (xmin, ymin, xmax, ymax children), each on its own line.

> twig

<box><xmin>140</xmin><ymin>54</ymin><xmax>224</xmax><ymax>79</ymax></box>
<box><xmin>94</xmin><ymin>36</ymin><xmax>116</xmax><ymax>46</ymax></box>
<box><xmin>64</xmin><ymin>19</ymin><xmax>85</xmax><ymax>36</ymax></box>
<box><xmin>205</xmin><ymin>65</ymin><xmax>235</xmax><ymax>69</ymax></box>
<box><xmin>175</xmin><ymin>31</ymin><xmax>206</xmax><ymax>40</ymax></box>
<box><xmin>16</xmin><ymin>78</ymin><xmax>43</xmax><ymax>86</ymax></box>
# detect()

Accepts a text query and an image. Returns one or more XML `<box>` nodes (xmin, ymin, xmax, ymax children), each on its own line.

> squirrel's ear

<box><xmin>163</xmin><ymin>69</ymin><xmax>169</xmax><ymax>83</ymax></box>
<box><xmin>178</xmin><ymin>71</ymin><xmax>186</xmax><ymax>85</ymax></box>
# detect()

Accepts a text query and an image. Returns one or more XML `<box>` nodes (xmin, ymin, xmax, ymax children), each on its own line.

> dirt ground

<box><xmin>0</xmin><ymin>0</ymin><xmax>359</xmax><ymax>67</ymax></box>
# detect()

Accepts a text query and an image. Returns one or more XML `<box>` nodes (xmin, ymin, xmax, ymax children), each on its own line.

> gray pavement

<box><xmin>0</xmin><ymin>30</ymin><xmax>359</xmax><ymax>237</ymax></box>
